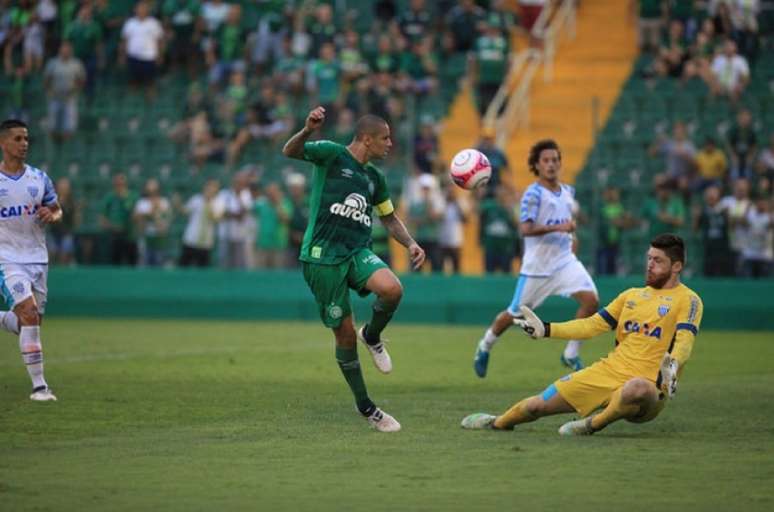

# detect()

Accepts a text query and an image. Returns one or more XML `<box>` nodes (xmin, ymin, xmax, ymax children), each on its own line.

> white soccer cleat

<box><xmin>558</xmin><ymin>417</ymin><xmax>595</xmax><ymax>436</ymax></box>
<box><xmin>366</xmin><ymin>408</ymin><xmax>401</xmax><ymax>432</ymax></box>
<box><xmin>461</xmin><ymin>413</ymin><xmax>497</xmax><ymax>430</ymax></box>
<box><xmin>30</xmin><ymin>387</ymin><xmax>57</xmax><ymax>402</ymax></box>
<box><xmin>358</xmin><ymin>325</ymin><xmax>392</xmax><ymax>374</ymax></box>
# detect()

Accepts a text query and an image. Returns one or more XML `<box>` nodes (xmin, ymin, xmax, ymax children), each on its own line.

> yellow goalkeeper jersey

<box><xmin>551</xmin><ymin>283</ymin><xmax>703</xmax><ymax>380</ymax></box>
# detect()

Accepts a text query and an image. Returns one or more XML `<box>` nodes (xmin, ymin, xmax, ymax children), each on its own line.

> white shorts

<box><xmin>507</xmin><ymin>259</ymin><xmax>597</xmax><ymax>315</ymax></box>
<box><xmin>0</xmin><ymin>263</ymin><xmax>48</xmax><ymax>314</ymax></box>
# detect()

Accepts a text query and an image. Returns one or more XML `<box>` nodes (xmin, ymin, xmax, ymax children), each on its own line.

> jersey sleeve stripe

<box><xmin>598</xmin><ymin>308</ymin><xmax>618</xmax><ymax>329</ymax></box>
<box><xmin>374</xmin><ymin>199</ymin><xmax>394</xmax><ymax>216</ymax></box>
<box><xmin>676</xmin><ymin>322</ymin><xmax>698</xmax><ymax>335</ymax></box>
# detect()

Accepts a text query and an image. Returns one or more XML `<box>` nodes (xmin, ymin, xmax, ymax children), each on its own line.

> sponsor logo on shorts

<box><xmin>330</xmin><ymin>193</ymin><xmax>371</xmax><ymax>226</ymax></box>
<box><xmin>12</xmin><ymin>282</ymin><xmax>25</xmax><ymax>294</ymax></box>
<box><xmin>361</xmin><ymin>254</ymin><xmax>382</xmax><ymax>265</ymax></box>
<box><xmin>658</xmin><ymin>304</ymin><xmax>670</xmax><ymax>317</ymax></box>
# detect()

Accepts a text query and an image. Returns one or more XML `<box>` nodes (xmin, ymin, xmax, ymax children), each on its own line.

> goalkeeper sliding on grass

<box><xmin>462</xmin><ymin>234</ymin><xmax>704</xmax><ymax>435</ymax></box>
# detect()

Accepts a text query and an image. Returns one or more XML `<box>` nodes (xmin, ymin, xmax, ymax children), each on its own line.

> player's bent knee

<box><xmin>14</xmin><ymin>304</ymin><xmax>39</xmax><ymax>326</ymax></box>
<box><xmin>380</xmin><ymin>281</ymin><xmax>403</xmax><ymax>304</ymax></box>
<box><xmin>525</xmin><ymin>396</ymin><xmax>547</xmax><ymax>417</ymax></box>
<box><xmin>622</xmin><ymin>378</ymin><xmax>656</xmax><ymax>402</ymax></box>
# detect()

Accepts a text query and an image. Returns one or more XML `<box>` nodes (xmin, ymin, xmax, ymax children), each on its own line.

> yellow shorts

<box><xmin>554</xmin><ymin>361</ymin><xmax>664</xmax><ymax>418</ymax></box>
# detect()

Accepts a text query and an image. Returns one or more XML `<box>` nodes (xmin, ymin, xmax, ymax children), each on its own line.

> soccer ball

<box><xmin>450</xmin><ymin>149</ymin><xmax>492</xmax><ymax>190</ymax></box>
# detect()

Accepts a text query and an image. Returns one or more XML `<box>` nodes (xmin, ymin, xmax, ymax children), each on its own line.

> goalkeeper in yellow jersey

<box><xmin>461</xmin><ymin>234</ymin><xmax>704</xmax><ymax>435</ymax></box>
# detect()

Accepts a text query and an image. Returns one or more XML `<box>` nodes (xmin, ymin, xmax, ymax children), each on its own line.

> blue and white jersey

<box><xmin>0</xmin><ymin>164</ymin><xmax>58</xmax><ymax>264</ymax></box>
<box><xmin>519</xmin><ymin>181</ymin><xmax>577</xmax><ymax>276</ymax></box>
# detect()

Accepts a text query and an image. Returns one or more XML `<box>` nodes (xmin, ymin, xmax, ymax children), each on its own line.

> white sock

<box><xmin>20</xmin><ymin>326</ymin><xmax>47</xmax><ymax>390</ymax></box>
<box><xmin>480</xmin><ymin>328</ymin><xmax>499</xmax><ymax>352</ymax></box>
<box><xmin>0</xmin><ymin>311</ymin><xmax>20</xmax><ymax>334</ymax></box>
<box><xmin>563</xmin><ymin>340</ymin><xmax>582</xmax><ymax>360</ymax></box>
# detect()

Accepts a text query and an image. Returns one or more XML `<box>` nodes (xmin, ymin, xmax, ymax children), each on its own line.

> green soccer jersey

<box><xmin>299</xmin><ymin>141</ymin><xmax>394</xmax><ymax>265</ymax></box>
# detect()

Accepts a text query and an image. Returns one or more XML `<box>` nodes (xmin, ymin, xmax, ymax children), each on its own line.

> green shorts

<box><xmin>302</xmin><ymin>248</ymin><xmax>389</xmax><ymax>328</ymax></box>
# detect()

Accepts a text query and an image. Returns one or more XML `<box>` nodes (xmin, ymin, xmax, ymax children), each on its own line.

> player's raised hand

<box><xmin>658</xmin><ymin>353</ymin><xmax>679</xmax><ymax>398</ymax></box>
<box><xmin>408</xmin><ymin>243</ymin><xmax>426</xmax><ymax>270</ymax></box>
<box><xmin>305</xmin><ymin>106</ymin><xmax>326</xmax><ymax>131</ymax></box>
<box><xmin>514</xmin><ymin>305</ymin><xmax>546</xmax><ymax>339</ymax></box>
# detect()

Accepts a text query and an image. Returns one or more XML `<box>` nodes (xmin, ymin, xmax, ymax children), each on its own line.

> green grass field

<box><xmin>1</xmin><ymin>319</ymin><xmax>773</xmax><ymax>511</ymax></box>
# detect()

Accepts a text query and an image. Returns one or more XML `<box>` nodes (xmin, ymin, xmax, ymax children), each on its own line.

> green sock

<box><xmin>335</xmin><ymin>346</ymin><xmax>374</xmax><ymax>415</ymax></box>
<box><xmin>365</xmin><ymin>298</ymin><xmax>397</xmax><ymax>345</ymax></box>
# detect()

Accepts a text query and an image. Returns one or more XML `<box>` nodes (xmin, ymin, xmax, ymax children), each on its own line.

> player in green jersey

<box><xmin>282</xmin><ymin>106</ymin><xmax>426</xmax><ymax>432</ymax></box>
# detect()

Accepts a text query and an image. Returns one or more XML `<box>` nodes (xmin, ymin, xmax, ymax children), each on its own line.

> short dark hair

<box><xmin>354</xmin><ymin>114</ymin><xmax>388</xmax><ymax>140</ymax></box>
<box><xmin>528</xmin><ymin>139</ymin><xmax>561</xmax><ymax>175</ymax></box>
<box><xmin>650</xmin><ymin>233</ymin><xmax>685</xmax><ymax>265</ymax></box>
<box><xmin>0</xmin><ymin>119</ymin><xmax>27</xmax><ymax>134</ymax></box>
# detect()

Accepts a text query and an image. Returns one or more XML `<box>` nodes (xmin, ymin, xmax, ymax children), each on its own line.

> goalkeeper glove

<box><xmin>658</xmin><ymin>353</ymin><xmax>679</xmax><ymax>398</ymax></box>
<box><xmin>513</xmin><ymin>305</ymin><xmax>549</xmax><ymax>339</ymax></box>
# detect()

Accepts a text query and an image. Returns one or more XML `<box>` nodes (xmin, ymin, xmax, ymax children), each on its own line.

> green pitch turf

<box><xmin>1</xmin><ymin>319</ymin><xmax>773</xmax><ymax>511</ymax></box>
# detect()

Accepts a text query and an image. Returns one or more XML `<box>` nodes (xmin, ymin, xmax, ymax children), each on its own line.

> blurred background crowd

<box><xmin>0</xmin><ymin>0</ymin><xmax>772</xmax><ymax>278</ymax></box>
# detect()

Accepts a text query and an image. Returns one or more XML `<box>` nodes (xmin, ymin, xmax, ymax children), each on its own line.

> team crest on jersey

<box><xmin>0</xmin><ymin>188</ymin><xmax>7</xmax><ymax>197</ymax></box>
<box><xmin>341</xmin><ymin>168</ymin><xmax>354</xmax><ymax>178</ymax></box>
<box><xmin>658</xmin><ymin>304</ymin><xmax>670</xmax><ymax>317</ymax></box>
<box><xmin>330</xmin><ymin>193</ymin><xmax>371</xmax><ymax>226</ymax></box>
<box><xmin>27</xmin><ymin>186</ymin><xmax>38</xmax><ymax>199</ymax></box>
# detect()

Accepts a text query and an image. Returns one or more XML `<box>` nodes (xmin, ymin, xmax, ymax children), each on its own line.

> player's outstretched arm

<box><xmin>282</xmin><ymin>106</ymin><xmax>326</xmax><ymax>159</ymax></box>
<box><xmin>380</xmin><ymin>212</ymin><xmax>426</xmax><ymax>270</ymax></box>
<box><xmin>516</xmin><ymin>305</ymin><xmax>612</xmax><ymax>340</ymax></box>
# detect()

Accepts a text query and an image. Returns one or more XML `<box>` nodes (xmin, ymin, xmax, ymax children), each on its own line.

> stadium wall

<box><xmin>46</xmin><ymin>268</ymin><xmax>773</xmax><ymax>331</ymax></box>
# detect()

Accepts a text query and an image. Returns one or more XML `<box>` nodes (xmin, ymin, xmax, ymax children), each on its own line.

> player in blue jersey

<box><xmin>473</xmin><ymin>140</ymin><xmax>599</xmax><ymax>377</ymax></box>
<box><xmin>0</xmin><ymin>119</ymin><xmax>62</xmax><ymax>401</ymax></box>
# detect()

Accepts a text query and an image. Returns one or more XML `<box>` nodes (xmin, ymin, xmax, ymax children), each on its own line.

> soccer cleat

<box><xmin>558</xmin><ymin>417</ymin><xmax>595</xmax><ymax>436</ymax></box>
<box><xmin>560</xmin><ymin>354</ymin><xmax>584</xmax><ymax>372</ymax></box>
<box><xmin>358</xmin><ymin>325</ymin><xmax>392</xmax><ymax>374</ymax></box>
<box><xmin>473</xmin><ymin>345</ymin><xmax>490</xmax><ymax>378</ymax></box>
<box><xmin>366</xmin><ymin>408</ymin><xmax>401</xmax><ymax>432</ymax></box>
<box><xmin>29</xmin><ymin>387</ymin><xmax>57</xmax><ymax>402</ymax></box>
<box><xmin>461</xmin><ymin>413</ymin><xmax>497</xmax><ymax>430</ymax></box>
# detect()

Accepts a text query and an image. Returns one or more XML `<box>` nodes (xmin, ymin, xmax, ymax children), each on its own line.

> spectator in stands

<box><xmin>180</xmin><ymin>179</ymin><xmax>222</xmax><ymax>268</ymax></box>
<box><xmin>331</xmin><ymin>107</ymin><xmax>355</xmax><ymax>143</ymax></box>
<box><xmin>307</xmin><ymin>42</ymin><xmax>341</xmax><ymax>115</ymax></box>
<box><xmin>407</xmin><ymin>173</ymin><xmax>444</xmax><ymax>272</ymax></box>
<box><xmin>470</xmin><ymin>18</ymin><xmax>510</xmax><ymax>116</ymax></box>
<box><xmin>100</xmin><ymin>173</ymin><xmax>138</xmax><ymax>266</ymax></box>
<box><xmin>597</xmin><ymin>186</ymin><xmax>635</xmax><ymax>275</ymax></box>
<box><xmin>307</xmin><ymin>2</ymin><xmax>337</xmax><ymax>57</ymax></box>
<box><xmin>66</xmin><ymin>3</ymin><xmax>103</xmax><ymax>100</ymax></box>
<box><xmin>480</xmin><ymin>184</ymin><xmax>518</xmax><ymax>273</ymax></box>
<box><xmin>339</xmin><ymin>30</ymin><xmax>368</xmax><ymax>85</ymax></box>
<box><xmin>726</xmin><ymin>108</ymin><xmax>757</xmax><ymax>181</ymax></box>
<box><xmin>694</xmin><ymin>136</ymin><xmax>728</xmax><ymax>190</ymax></box>
<box><xmin>248</xmin><ymin>1</ymin><xmax>286</xmax><ymax>72</ymax></box>
<box><xmin>23</xmin><ymin>9</ymin><xmax>43</xmax><ymax>74</ymax></box>
<box><xmin>693</xmin><ymin>184</ymin><xmax>733</xmax><ymax>276</ymax></box>
<box><xmin>134</xmin><ymin>178</ymin><xmax>172</xmax><ymax>267</ymax></box>
<box><xmin>650</xmin><ymin>121</ymin><xmax>696</xmax><ymax>188</ymax></box>
<box><xmin>201</xmin><ymin>0</ymin><xmax>230</xmax><ymax>34</ymax></box>
<box><xmin>93</xmin><ymin>0</ymin><xmax>129</xmax><ymax>65</ymax></box>
<box><xmin>720</xmin><ymin>177</ymin><xmax>752</xmax><ymax>273</ymax></box>
<box><xmin>216</xmin><ymin>170</ymin><xmax>253</xmax><ymax>269</ymax></box>
<box><xmin>654</xmin><ymin>19</ymin><xmax>688</xmax><ymax>78</ymax></box>
<box><xmin>396</xmin><ymin>0</ymin><xmax>432</xmax><ymax>42</ymax></box>
<box><xmin>439</xmin><ymin>182</ymin><xmax>469</xmax><ymax>273</ymax></box>
<box><xmin>37</xmin><ymin>0</ymin><xmax>58</xmax><ymax>58</ymax></box>
<box><xmin>739</xmin><ymin>194</ymin><xmax>772</xmax><ymax>278</ymax></box>
<box><xmin>446</xmin><ymin>0</ymin><xmax>485</xmax><ymax>53</ymax></box>
<box><xmin>413</xmin><ymin>115</ymin><xmax>439</xmax><ymax>175</ymax></box>
<box><xmin>755</xmin><ymin>133</ymin><xmax>774</xmax><ymax>183</ymax></box>
<box><xmin>48</xmin><ymin>177</ymin><xmax>80</xmax><ymax>266</ymax></box>
<box><xmin>43</xmin><ymin>40</ymin><xmax>85</xmax><ymax>142</ymax></box>
<box><xmin>370</xmin><ymin>34</ymin><xmax>399</xmax><ymax>75</ymax></box>
<box><xmin>640</xmin><ymin>174</ymin><xmax>685</xmax><ymax>240</ymax></box>
<box><xmin>487</xmin><ymin>0</ymin><xmax>518</xmax><ymax>39</ymax></box>
<box><xmin>253</xmin><ymin>182</ymin><xmax>292</xmax><ymax>269</ymax></box>
<box><xmin>476</xmin><ymin>126</ymin><xmax>510</xmax><ymax>194</ymax></box>
<box><xmin>728</xmin><ymin>0</ymin><xmax>760</xmax><ymax>64</ymax></box>
<box><xmin>286</xmin><ymin>173</ymin><xmax>308</xmax><ymax>267</ymax></box>
<box><xmin>709</xmin><ymin>38</ymin><xmax>749</xmax><ymax>102</ymax></box>
<box><xmin>162</xmin><ymin>0</ymin><xmax>204</xmax><ymax>78</ymax></box>
<box><xmin>189</xmin><ymin>110</ymin><xmax>226</xmax><ymax>168</ymax></box>
<box><xmin>397</xmin><ymin>35</ymin><xmax>438</xmax><ymax>96</ymax></box>
<box><xmin>206</xmin><ymin>4</ymin><xmax>246</xmax><ymax>86</ymax></box>
<box><xmin>227</xmin><ymin>84</ymin><xmax>292</xmax><ymax>166</ymax></box>
<box><xmin>630</xmin><ymin>0</ymin><xmax>665</xmax><ymax>53</ymax></box>
<box><xmin>121</xmin><ymin>1</ymin><xmax>164</xmax><ymax>100</ymax></box>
